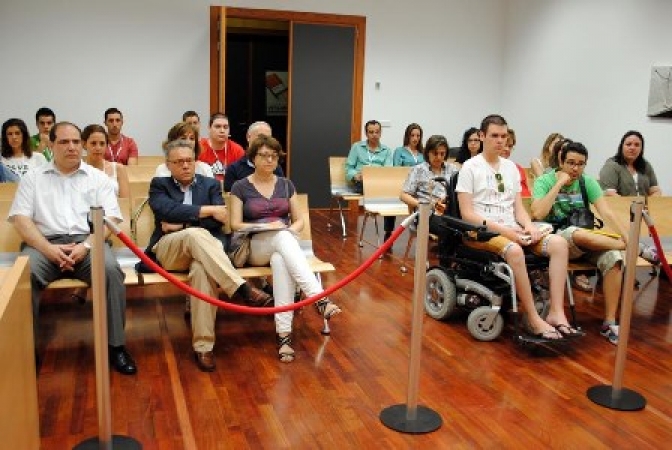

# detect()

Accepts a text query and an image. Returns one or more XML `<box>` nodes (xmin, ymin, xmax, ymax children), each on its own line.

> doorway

<box><xmin>225</xmin><ymin>19</ymin><xmax>289</xmax><ymax>173</ymax></box>
<box><xmin>210</xmin><ymin>7</ymin><xmax>366</xmax><ymax>207</ymax></box>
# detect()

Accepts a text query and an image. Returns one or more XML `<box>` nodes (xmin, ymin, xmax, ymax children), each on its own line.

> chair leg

<box><xmin>374</xmin><ymin>216</ymin><xmax>383</xmax><ymax>259</ymax></box>
<box><xmin>327</xmin><ymin>197</ymin><xmax>335</xmax><ymax>230</ymax></box>
<box><xmin>400</xmin><ymin>233</ymin><xmax>415</xmax><ymax>273</ymax></box>
<box><xmin>359</xmin><ymin>213</ymin><xmax>368</xmax><ymax>247</ymax></box>
<box><xmin>337</xmin><ymin>198</ymin><xmax>347</xmax><ymax>238</ymax></box>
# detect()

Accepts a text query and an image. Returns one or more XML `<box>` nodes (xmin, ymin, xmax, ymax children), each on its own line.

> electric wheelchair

<box><xmin>423</xmin><ymin>173</ymin><xmax>569</xmax><ymax>344</ymax></box>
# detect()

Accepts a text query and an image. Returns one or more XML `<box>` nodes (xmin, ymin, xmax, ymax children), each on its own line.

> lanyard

<box><xmin>108</xmin><ymin>136</ymin><xmax>124</xmax><ymax>162</ymax></box>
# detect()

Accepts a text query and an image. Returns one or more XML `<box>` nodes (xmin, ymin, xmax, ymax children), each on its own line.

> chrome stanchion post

<box><xmin>587</xmin><ymin>200</ymin><xmax>647</xmax><ymax>411</ymax></box>
<box><xmin>380</xmin><ymin>201</ymin><xmax>442</xmax><ymax>433</ymax></box>
<box><xmin>74</xmin><ymin>207</ymin><xmax>141</xmax><ymax>449</ymax></box>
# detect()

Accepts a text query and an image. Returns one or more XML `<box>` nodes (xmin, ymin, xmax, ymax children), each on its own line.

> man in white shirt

<box><xmin>456</xmin><ymin>114</ymin><xmax>580</xmax><ymax>341</ymax></box>
<box><xmin>8</xmin><ymin>121</ymin><xmax>137</xmax><ymax>375</ymax></box>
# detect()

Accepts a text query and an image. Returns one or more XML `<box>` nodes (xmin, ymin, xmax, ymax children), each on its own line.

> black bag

<box><xmin>567</xmin><ymin>176</ymin><xmax>603</xmax><ymax>230</ymax></box>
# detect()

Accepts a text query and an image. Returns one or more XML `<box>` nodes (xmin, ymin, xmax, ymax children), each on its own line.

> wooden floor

<box><xmin>37</xmin><ymin>210</ymin><xmax>672</xmax><ymax>449</ymax></box>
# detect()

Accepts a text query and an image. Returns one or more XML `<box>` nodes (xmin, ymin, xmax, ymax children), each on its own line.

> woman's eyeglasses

<box><xmin>495</xmin><ymin>173</ymin><xmax>505</xmax><ymax>193</ymax></box>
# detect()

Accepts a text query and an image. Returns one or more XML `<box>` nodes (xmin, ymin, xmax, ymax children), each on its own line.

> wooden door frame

<box><xmin>209</xmin><ymin>6</ymin><xmax>365</xmax><ymax>144</ymax></box>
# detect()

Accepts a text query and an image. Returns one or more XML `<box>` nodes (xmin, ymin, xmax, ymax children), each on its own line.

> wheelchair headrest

<box><xmin>447</xmin><ymin>171</ymin><xmax>460</xmax><ymax>218</ymax></box>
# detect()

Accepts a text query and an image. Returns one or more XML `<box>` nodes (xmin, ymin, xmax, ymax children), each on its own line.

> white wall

<box><xmin>0</xmin><ymin>0</ymin><xmax>210</xmax><ymax>155</ymax></box>
<box><xmin>0</xmin><ymin>0</ymin><xmax>504</xmax><ymax>156</ymax></box>
<box><xmin>503</xmin><ymin>0</ymin><xmax>672</xmax><ymax>193</ymax></box>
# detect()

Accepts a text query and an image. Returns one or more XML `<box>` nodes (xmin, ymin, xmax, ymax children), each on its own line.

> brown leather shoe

<box><xmin>194</xmin><ymin>351</ymin><xmax>216</xmax><ymax>372</ymax></box>
<box><xmin>245</xmin><ymin>286</ymin><xmax>273</xmax><ymax>307</ymax></box>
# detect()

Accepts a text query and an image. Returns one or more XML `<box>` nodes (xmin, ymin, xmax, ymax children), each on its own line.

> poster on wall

<box><xmin>647</xmin><ymin>66</ymin><xmax>672</xmax><ymax>117</ymax></box>
<box><xmin>265</xmin><ymin>71</ymin><xmax>289</xmax><ymax>116</ymax></box>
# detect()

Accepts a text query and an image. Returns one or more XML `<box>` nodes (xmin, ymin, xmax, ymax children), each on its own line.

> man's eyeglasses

<box><xmin>168</xmin><ymin>158</ymin><xmax>195</xmax><ymax>165</ymax></box>
<box><xmin>495</xmin><ymin>173</ymin><xmax>505</xmax><ymax>193</ymax></box>
<box><xmin>564</xmin><ymin>160</ymin><xmax>586</xmax><ymax>168</ymax></box>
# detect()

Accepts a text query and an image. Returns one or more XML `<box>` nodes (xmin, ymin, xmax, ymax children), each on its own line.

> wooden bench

<box><xmin>130</xmin><ymin>193</ymin><xmax>334</xmax><ymax>284</ymax></box>
<box><xmin>0</xmin><ymin>198</ymin><xmax>139</xmax><ymax>288</ymax></box>
<box><xmin>2</xmin><ymin>193</ymin><xmax>334</xmax><ymax>292</ymax></box>
<box><xmin>0</xmin><ymin>183</ymin><xmax>18</xmax><ymax>201</ymax></box>
<box><xmin>327</xmin><ymin>156</ymin><xmax>363</xmax><ymax>238</ymax></box>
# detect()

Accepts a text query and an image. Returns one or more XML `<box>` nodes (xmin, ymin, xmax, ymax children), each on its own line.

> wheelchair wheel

<box><xmin>467</xmin><ymin>306</ymin><xmax>504</xmax><ymax>341</ymax></box>
<box><xmin>425</xmin><ymin>268</ymin><xmax>457</xmax><ymax>320</ymax></box>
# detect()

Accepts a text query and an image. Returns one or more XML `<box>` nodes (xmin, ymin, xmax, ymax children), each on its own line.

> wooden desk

<box><xmin>0</xmin><ymin>256</ymin><xmax>39</xmax><ymax>449</ymax></box>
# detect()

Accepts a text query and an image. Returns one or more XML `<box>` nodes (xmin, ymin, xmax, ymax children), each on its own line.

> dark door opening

<box><xmin>225</xmin><ymin>21</ymin><xmax>289</xmax><ymax>173</ymax></box>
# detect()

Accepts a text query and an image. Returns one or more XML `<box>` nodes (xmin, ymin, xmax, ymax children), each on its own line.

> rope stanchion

<box><xmin>75</xmin><ymin>207</ymin><xmax>141</xmax><ymax>450</ymax></box>
<box><xmin>587</xmin><ymin>200</ymin><xmax>647</xmax><ymax>411</ymax></box>
<box><xmin>380</xmin><ymin>202</ymin><xmax>442</xmax><ymax>433</ymax></box>
<box><xmin>642</xmin><ymin>209</ymin><xmax>672</xmax><ymax>280</ymax></box>
<box><xmin>105</xmin><ymin>214</ymin><xmax>415</xmax><ymax>316</ymax></box>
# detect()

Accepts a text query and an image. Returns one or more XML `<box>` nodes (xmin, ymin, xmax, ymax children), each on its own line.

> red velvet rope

<box><xmin>110</xmin><ymin>221</ymin><xmax>409</xmax><ymax>316</ymax></box>
<box><xmin>643</xmin><ymin>217</ymin><xmax>672</xmax><ymax>280</ymax></box>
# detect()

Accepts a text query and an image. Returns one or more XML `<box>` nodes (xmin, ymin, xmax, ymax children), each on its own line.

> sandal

<box><xmin>530</xmin><ymin>328</ymin><xmax>563</xmax><ymax>341</ymax></box>
<box><xmin>277</xmin><ymin>333</ymin><xmax>295</xmax><ymax>363</ymax></box>
<box><xmin>553</xmin><ymin>323</ymin><xmax>585</xmax><ymax>339</ymax></box>
<box><xmin>571</xmin><ymin>274</ymin><xmax>592</xmax><ymax>292</ymax></box>
<box><xmin>315</xmin><ymin>299</ymin><xmax>341</xmax><ymax>320</ymax></box>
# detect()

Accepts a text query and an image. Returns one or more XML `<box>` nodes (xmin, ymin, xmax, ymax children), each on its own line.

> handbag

<box><xmin>567</xmin><ymin>176</ymin><xmax>603</xmax><ymax>230</ymax></box>
<box><xmin>227</xmin><ymin>233</ymin><xmax>251</xmax><ymax>268</ymax></box>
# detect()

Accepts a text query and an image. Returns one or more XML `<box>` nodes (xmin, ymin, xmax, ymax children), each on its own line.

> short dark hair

<box><xmin>480</xmin><ymin>114</ymin><xmax>507</xmax><ymax>134</ymax></box>
<box><xmin>247</xmin><ymin>134</ymin><xmax>285</xmax><ymax>160</ymax></box>
<box><xmin>614</xmin><ymin>130</ymin><xmax>646</xmax><ymax>173</ymax></box>
<box><xmin>104</xmin><ymin>108</ymin><xmax>123</xmax><ymax>121</ymax></box>
<box><xmin>81</xmin><ymin>124</ymin><xmax>108</xmax><ymax>143</ymax></box>
<box><xmin>182</xmin><ymin>110</ymin><xmax>199</xmax><ymax>121</ymax></box>
<box><xmin>423</xmin><ymin>135</ymin><xmax>449</xmax><ymax>161</ymax></box>
<box><xmin>209</xmin><ymin>112</ymin><xmax>228</xmax><ymax>127</ymax></box>
<box><xmin>35</xmin><ymin>107</ymin><xmax>55</xmax><ymax>123</ymax></box>
<box><xmin>49</xmin><ymin>121</ymin><xmax>82</xmax><ymax>143</ymax></box>
<box><xmin>364</xmin><ymin>120</ymin><xmax>381</xmax><ymax>133</ymax></box>
<box><xmin>1</xmin><ymin>118</ymin><xmax>32</xmax><ymax>158</ymax></box>
<box><xmin>559</xmin><ymin>141</ymin><xmax>588</xmax><ymax>164</ymax></box>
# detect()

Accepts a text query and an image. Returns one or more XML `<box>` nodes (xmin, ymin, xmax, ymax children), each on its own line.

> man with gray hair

<box><xmin>223</xmin><ymin>121</ymin><xmax>284</xmax><ymax>192</ymax></box>
<box><xmin>144</xmin><ymin>139</ymin><xmax>272</xmax><ymax>371</ymax></box>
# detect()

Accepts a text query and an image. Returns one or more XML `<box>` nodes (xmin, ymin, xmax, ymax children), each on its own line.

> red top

<box><xmin>197</xmin><ymin>137</ymin><xmax>245</xmax><ymax>182</ymax></box>
<box><xmin>516</xmin><ymin>163</ymin><xmax>531</xmax><ymax>197</ymax></box>
<box><xmin>104</xmin><ymin>135</ymin><xmax>138</xmax><ymax>165</ymax></box>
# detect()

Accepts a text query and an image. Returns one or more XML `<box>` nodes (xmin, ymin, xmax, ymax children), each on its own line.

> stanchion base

<box><xmin>587</xmin><ymin>385</ymin><xmax>646</xmax><ymax>411</ymax></box>
<box><xmin>379</xmin><ymin>404</ymin><xmax>442</xmax><ymax>433</ymax></box>
<box><xmin>73</xmin><ymin>435</ymin><xmax>142</xmax><ymax>449</ymax></box>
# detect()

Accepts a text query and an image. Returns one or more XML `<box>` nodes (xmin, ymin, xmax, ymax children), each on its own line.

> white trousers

<box><xmin>248</xmin><ymin>230</ymin><xmax>323</xmax><ymax>333</ymax></box>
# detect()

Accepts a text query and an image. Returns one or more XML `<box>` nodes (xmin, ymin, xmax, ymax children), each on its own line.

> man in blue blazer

<box><xmin>145</xmin><ymin>139</ymin><xmax>272</xmax><ymax>372</ymax></box>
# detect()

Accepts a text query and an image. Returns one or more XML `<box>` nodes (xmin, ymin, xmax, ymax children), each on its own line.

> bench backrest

<box><xmin>133</xmin><ymin>193</ymin><xmax>315</xmax><ymax>251</ymax></box>
<box><xmin>0</xmin><ymin>183</ymin><xmax>18</xmax><ymax>201</ymax></box>
<box><xmin>126</xmin><ymin>165</ymin><xmax>158</xmax><ymax>183</ymax></box>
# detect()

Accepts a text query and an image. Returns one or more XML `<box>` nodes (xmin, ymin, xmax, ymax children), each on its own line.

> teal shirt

<box><xmin>533</xmin><ymin>171</ymin><xmax>603</xmax><ymax>223</ymax></box>
<box><xmin>345</xmin><ymin>140</ymin><xmax>393</xmax><ymax>181</ymax></box>
<box><xmin>393</xmin><ymin>146</ymin><xmax>424</xmax><ymax>167</ymax></box>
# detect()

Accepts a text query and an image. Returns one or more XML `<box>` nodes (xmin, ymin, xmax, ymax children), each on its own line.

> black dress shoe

<box><xmin>194</xmin><ymin>351</ymin><xmax>216</xmax><ymax>372</ymax></box>
<box><xmin>109</xmin><ymin>346</ymin><xmax>137</xmax><ymax>375</ymax></box>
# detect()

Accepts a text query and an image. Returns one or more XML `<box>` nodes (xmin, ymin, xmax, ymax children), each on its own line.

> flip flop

<box><xmin>553</xmin><ymin>323</ymin><xmax>586</xmax><ymax>339</ymax></box>
<box><xmin>531</xmin><ymin>328</ymin><xmax>563</xmax><ymax>341</ymax></box>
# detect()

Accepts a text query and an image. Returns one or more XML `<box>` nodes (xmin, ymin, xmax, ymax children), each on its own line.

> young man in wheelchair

<box><xmin>455</xmin><ymin>114</ymin><xmax>582</xmax><ymax>340</ymax></box>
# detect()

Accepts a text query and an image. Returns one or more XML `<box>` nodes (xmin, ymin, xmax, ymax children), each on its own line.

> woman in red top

<box><xmin>197</xmin><ymin>113</ymin><xmax>245</xmax><ymax>184</ymax></box>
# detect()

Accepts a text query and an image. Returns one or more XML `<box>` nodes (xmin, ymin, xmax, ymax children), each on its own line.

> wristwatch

<box><xmin>81</xmin><ymin>241</ymin><xmax>92</xmax><ymax>250</ymax></box>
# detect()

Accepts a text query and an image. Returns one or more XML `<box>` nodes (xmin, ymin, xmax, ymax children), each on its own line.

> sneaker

<box><xmin>600</xmin><ymin>323</ymin><xmax>619</xmax><ymax>345</ymax></box>
<box><xmin>638</xmin><ymin>243</ymin><xmax>659</xmax><ymax>265</ymax></box>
